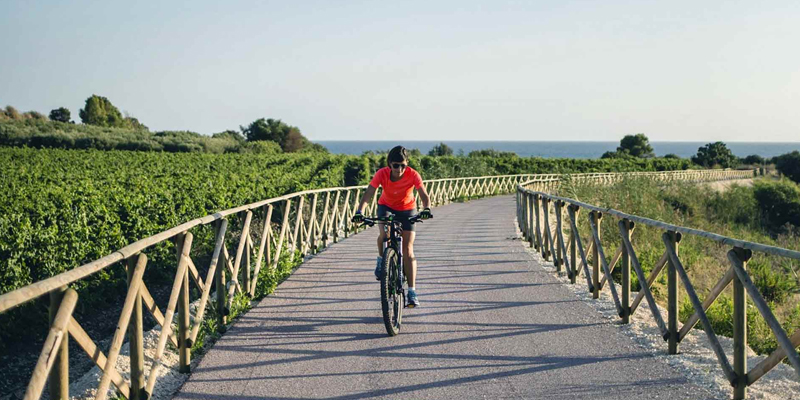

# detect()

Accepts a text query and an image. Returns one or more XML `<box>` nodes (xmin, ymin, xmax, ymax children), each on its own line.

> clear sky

<box><xmin>2</xmin><ymin>1</ymin><xmax>799</xmax><ymax>142</ymax></box>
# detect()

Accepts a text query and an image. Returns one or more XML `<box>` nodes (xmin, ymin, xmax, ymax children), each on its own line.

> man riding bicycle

<box><xmin>352</xmin><ymin>146</ymin><xmax>432</xmax><ymax>307</ymax></box>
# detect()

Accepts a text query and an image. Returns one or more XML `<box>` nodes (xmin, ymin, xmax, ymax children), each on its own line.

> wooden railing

<box><xmin>515</xmin><ymin>169</ymin><xmax>799</xmax><ymax>400</ymax></box>
<box><xmin>0</xmin><ymin>173</ymin><xmax>542</xmax><ymax>400</ymax></box>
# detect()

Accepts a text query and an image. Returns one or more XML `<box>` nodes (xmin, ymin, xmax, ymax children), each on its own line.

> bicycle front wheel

<box><xmin>380</xmin><ymin>247</ymin><xmax>403</xmax><ymax>336</ymax></box>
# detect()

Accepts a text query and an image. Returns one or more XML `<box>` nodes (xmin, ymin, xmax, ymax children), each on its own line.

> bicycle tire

<box><xmin>380</xmin><ymin>247</ymin><xmax>402</xmax><ymax>336</ymax></box>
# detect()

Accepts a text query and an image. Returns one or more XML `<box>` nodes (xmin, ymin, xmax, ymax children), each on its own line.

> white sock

<box><xmin>409</xmin><ymin>286</ymin><xmax>416</xmax><ymax>291</ymax></box>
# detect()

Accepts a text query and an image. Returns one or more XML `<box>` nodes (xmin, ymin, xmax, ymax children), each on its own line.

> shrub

<box><xmin>747</xmin><ymin>257</ymin><xmax>797</xmax><ymax>304</ymax></box>
<box><xmin>705</xmin><ymin>184</ymin><xmax>760</xmax><ymax>227</ymax></box>
<box><xmin>24</xmin><ymin>111</ymin><xmax>47</xmax><ymax>120</ymax></box>
<box><xmin>428</xmin><ymin>142</ymin><xmax>454</xmax><ymax>156</ymax></box>
<box><xmin>468</xmin><ymin>149</ymin><xmax>516</xmax><ymax>158</ymax></box>
<box><xmin>49</xmin><ymin>107</ymin><xmax>71</xmax><ymax>123</ymax></box>
<box><xmin>3</xmin><ymin>105</ymin><xmax>21</xmax><ymax>120</ymax></box>
<box><xmin>752</xmin><ymin>179</ymin><xmax>800</xmax><ymax>232</ymax></box>
<box><xmin>240</xmin><ymin>140</ymin><xmax>282</xmax><ymax>154</ymax></box>
<box><xmin>774</xmin><ymin>151</ymin><xmax>800</xmax><ymax>184</ymax></box>
<box><xmin>742</xmin><ymin>154</ymin><xmax>765</xmax><ymax>165</ymax></box>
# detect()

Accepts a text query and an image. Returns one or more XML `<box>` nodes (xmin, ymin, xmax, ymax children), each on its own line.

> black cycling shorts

<box><xmin>377</xmin><ymin>204</ymin><xmax>417</xmax><ymax>232</ymax></box>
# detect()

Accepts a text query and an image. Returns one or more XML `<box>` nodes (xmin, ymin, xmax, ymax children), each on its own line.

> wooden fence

<box><xmin>515</xmin><ymin>169</ymin><xmax>798</xmax><ymax>400</ymax></box>
<box><xmin>0</xmin><ymin>169</ymin><xmax>755</xmax><ymax>400</ymax></box>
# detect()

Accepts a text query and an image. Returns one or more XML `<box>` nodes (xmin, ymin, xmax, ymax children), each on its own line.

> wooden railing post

<box><xmin>215</xmin><ymin>220</ymin><xmax>228</xmax><ymax>328</ymax></box>
<box><xmin>331</xmin><ymin>190</ymin><xmax>342</xmax><ymax>244</ymax></box>
<box><xmin>732</xmin><ymin>246</ymin><xmax>752</xmax><ymax>400</ymax></box>
<box><xmin>291</xmin><ymin>196</ymin><xmax>305</xmax><ymax>253</ymax></box>
<box><xmin>27</xmin><ymin>289</ymin><xmax>78</xmax><ymax>400</ymax></box>
<box><xmin>542</xmin><ymin>197</ymin><xmax>552</xmax><ymax>262</ymax></box>
<box><xmin>517</xmin><ymin>191</ymin><xmax>523</xmax><ymax>238</ymax></box>
<box><xmin>127</xmin><ymin>256</ymin><xmax>145</xmax><ymax>400</ymax></box>
<box><xmin>523</xmin><ymin>192</ymin><xmax>528</xmax><ymax>235</ymax></box>
<box><xmin>569</xmin><ymin>205</ymin><xmax>578</xmax><ymax>284</ymax></box>
<box><xmin>528</xmin><ymin>193</ymin><xmax>535</xmax><ymax>248</ymax></box>
<box><xmin>533</xmin><ymin>195</ymin><xmax>542</xmax><ymax>252</ymax></box>
<box><xmin>620</xmin><ymin>219</ymin><xmax>632</xmax><ymax>323</ymax></box>
<box><xmin>306</xmin><ymin>193</ymin><xmax>319</xmax><ymax>254</ymax></box>
<box><xmin>555</xmin><ymin>200</ymin><xmax>564</xmax><ymax>273</ymax></box>
<box><xmin>176</xmin><ymin>232</ymin><xmax>193</xmax><ymax>373</ymax></box>
<box><xmin>524</xmin><ymin>192</ymin><xmax>530</xmax><ymax>240</ymax></box>
<box><xmin>590</xmin><ymin>211</ymin><xmax>602</xmax><ymax>299</ymax></box>
<box><xmin>48</xmin><ymin>286</ymin><xmax>69</xmax><ymax>400</ymax></box>
<box><xmin>667</xmin><ymin>231</ymin><xmax>682</xmax><ymax>355</ymax></box>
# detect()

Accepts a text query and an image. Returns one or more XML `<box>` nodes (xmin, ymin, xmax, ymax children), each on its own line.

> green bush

<box><xmin>742</xmin><ymin>154</ymin><xmax>765</xmax><ymax>165</ymax></box>
<box><xmin>679</xmin><ymin>295</ymin><xmax>790</xmax><ymax>355</ymax></box>
<box><xmin>705</xmin><ymin>184</ymin><xmax>760</xmax><ymax>227</ymax></box>
<box><xmin>240</xmin><ymin>140</ymin><xmax>282</xmax><ymax>154</ymax></box>
<box><xmin>752</xmin><ymin>179</ymin><xmax>800</xmax><ymax>231</ymax></box>
<box><xmin>748</xmin><ymin>257</ymin><xmax>797</xmax><ymax>304</ymax></box>
<box><xmin>428</xmin><ymin>142</ymin><xmax>454</xmax><ymax>156</ymax></box>
<box><xmin>774</xmin><ymin>151</ymin><xmax>800</xmax><ymax>184</ymax></box>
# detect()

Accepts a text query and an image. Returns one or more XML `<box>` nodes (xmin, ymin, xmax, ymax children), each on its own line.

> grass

<box><xmin>558</xmin><ymin>176</ymin><xmax>800</xmax><ymax>355</ymax></box>
<box><xmin>189</xmin><ymin>249</ymin><xmax>304</xmax><ymax>356</ymax></box>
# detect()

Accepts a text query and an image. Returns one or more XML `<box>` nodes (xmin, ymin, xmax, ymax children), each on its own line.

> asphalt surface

<box><xmin>174</xmin><ymin>195</ymin><xmax>714</xmax><ymax>400</ymax></box>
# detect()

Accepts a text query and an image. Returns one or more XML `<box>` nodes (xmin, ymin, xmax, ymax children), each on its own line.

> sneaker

<box><xmin>407</xmin><ymin>289</ymin><xmax>420</xmax><ymax>308</ymax></box>
<box><xmin>374</xmin><ymin>256</ymin><xmax>383</xmax><ymax>280</ymax></box>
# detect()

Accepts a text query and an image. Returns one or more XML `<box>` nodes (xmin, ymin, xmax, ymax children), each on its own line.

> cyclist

<box><xmin>352</xmin><ymin>145</ymin><xmax>432</xmax><ymax>307</ymax></box>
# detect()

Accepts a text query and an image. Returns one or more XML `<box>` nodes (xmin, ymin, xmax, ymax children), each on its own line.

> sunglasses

<box><xmin>390</xmin><ymin>163</ymin><xmax>407</xmax><ymax>170</ymax></box>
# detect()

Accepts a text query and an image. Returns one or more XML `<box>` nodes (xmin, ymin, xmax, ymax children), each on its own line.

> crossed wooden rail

<box><xmin>0</xmin><ymin>173</ymin><xmax>541</xmax><ymax>400</ymax></box>
<box><xmin>515</xmin><ymin>169</ymin><xmax>799</xmax><ymax>399</ymax></box>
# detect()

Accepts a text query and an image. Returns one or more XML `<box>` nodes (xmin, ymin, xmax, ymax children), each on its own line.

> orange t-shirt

<box><xmin>369</xmin><ymin>166</ymin><xmax>423</xmax><ymax>211</ymax></box>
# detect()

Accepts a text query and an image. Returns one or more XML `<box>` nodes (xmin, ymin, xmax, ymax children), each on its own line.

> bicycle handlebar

<box><xmin>359</xmin><ymin>215</ymin><xmax>426</xmax><ymax>227</ymax></box>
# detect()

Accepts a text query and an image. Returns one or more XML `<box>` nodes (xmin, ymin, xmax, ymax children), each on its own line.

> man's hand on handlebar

<box><xmin>351</xmin><ymin>211</ymin><xmax>364</xmax><ymax>224</ymax></box>
<box><xmin>419</xmin><ymin>208</ymin><xmax>433</xmax><ymax>220</ymax></box>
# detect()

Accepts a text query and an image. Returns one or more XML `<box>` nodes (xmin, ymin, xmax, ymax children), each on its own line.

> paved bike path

<box><xmin>174</xmin><ymin>195</ymin><xmax>713</xmax><ymax>399</ymax></box>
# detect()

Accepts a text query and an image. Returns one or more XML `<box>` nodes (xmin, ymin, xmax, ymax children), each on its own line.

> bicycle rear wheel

<box><xmin>380</xmin><ymin>247</ymin><xmax>403</xmax><ymax>336</ymax></box>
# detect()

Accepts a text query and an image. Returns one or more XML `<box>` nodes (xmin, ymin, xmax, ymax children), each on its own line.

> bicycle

<box><xmin>360</xmin><ymin>214</ymin><xmax>425</xmax><ymax>336</ymax></box>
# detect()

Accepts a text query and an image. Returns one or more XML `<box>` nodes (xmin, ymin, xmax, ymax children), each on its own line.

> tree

<box><xmin>663</xmin><ymin>153</ymin><xmax>681</xmax><ymax>159</ymax></box>
<box><xmin>774</xmin><ymin>151</ymin><xmax>800</xmax><ymax>184</ymax></box>
<box><xmin>125</xmin><ymin>116</ymin><xmax>148</xmax><ymax>131</ymax></box>
<box><xmin>49</xmin><ymin>107</ymin><xmax>71</xmax><ymax>123</ymax></box>
<box><xmin>617</xmin><ymin>133</ymin><xmax>654</xmax><ymax>158</ymax></box>
<box><xmin>79</xmin><ymin>95</ymin><xmax>126</xmax><ymax>127</ymax></box>
<box><xmin>428</xmin><ymin>142</ymin><xmax>453</xmax><ymax>156</ymax></box>
<box><xmin>742</xmin><ymin>154</ymin><xmax>765</xmax><ymax>165</ymax></box>
<box><xmin>283</xmin><ymin>127</ymin><xmax>308</xmax><ymax>152</ymax></box>
<box><xmin>240</xmin><ymin>118</ymin><xmax>317</xmax><ymax>152</ymax></box>
<box><xmin>692</xmin><ymin>142</ymin><xmax>739</xmax><ymax>168</ymax></box>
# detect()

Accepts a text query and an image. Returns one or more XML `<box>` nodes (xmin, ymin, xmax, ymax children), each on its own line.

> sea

<box><xmin>317</xmin><ymin>141</ymin><xmax>800</xmax><ymax>159</ymax></box>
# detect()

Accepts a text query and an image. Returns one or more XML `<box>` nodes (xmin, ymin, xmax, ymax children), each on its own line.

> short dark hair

<box><xmin>387</xmin><ymin>145</ymin><xmax>408</xmax><ymax>166</ymax></box>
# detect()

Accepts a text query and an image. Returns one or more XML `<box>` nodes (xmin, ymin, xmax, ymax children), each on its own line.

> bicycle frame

<box><xmin>380</xmin><ymin>219</ymin><xmax>404</xmax><ymax>267</ymax></box>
